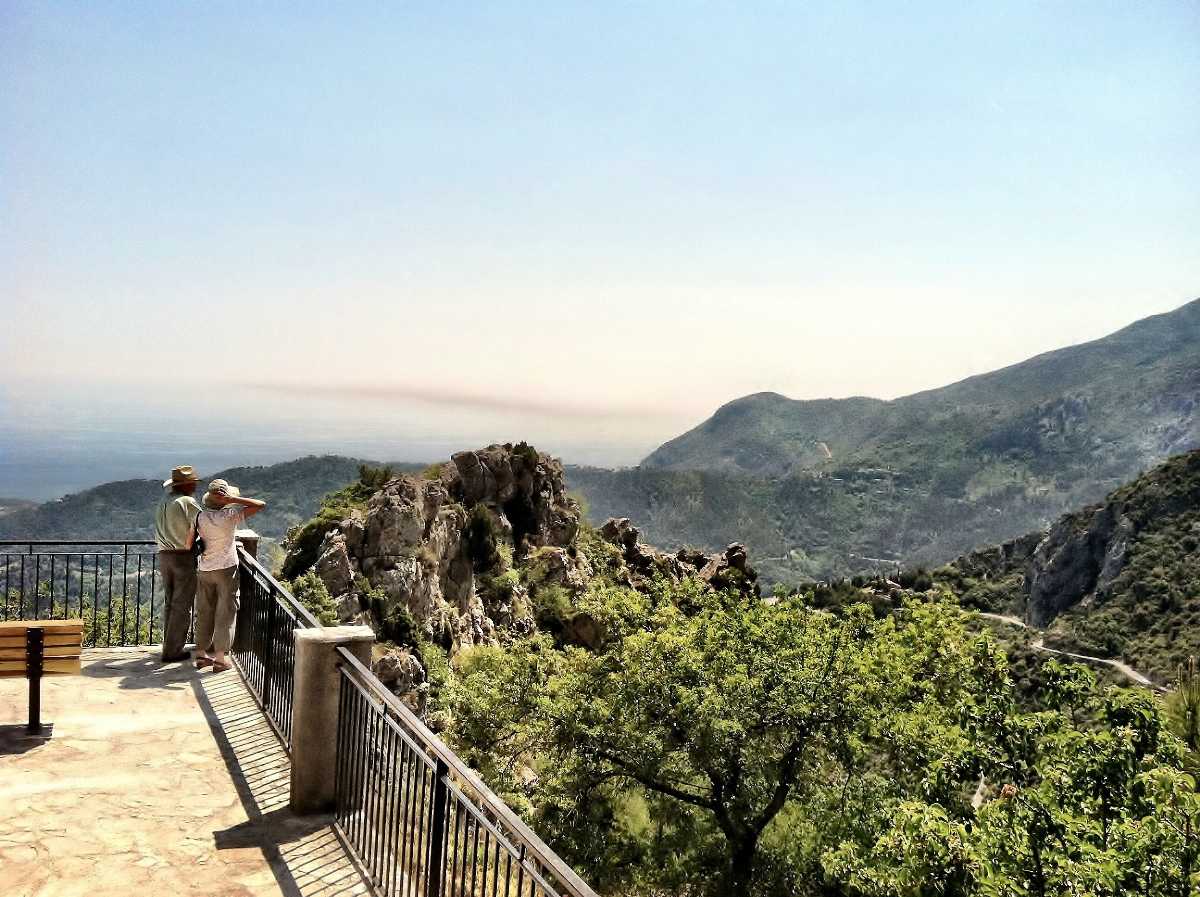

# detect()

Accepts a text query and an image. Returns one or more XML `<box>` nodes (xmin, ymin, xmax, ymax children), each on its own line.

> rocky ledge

<box><xmin>599</xmin><ymin>517</ymin><xmax>757</xmax><ymax>595</ymax></box>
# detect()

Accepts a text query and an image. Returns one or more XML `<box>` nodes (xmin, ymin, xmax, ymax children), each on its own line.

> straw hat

<box><xmin>163</xmin><ymin>465</ymin><xmax>201</xmax><ymax>488</ymax></box>
<box><xmin>202</xmin><ymin>478</ymin><xmax>241</xmax><ymax>510</ymax></box>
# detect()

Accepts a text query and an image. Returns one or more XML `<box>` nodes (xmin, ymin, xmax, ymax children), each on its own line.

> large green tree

<box><xmin>453</xmin><ymin>583</ymin><xmax>1004</xmax><ymax>896</ymax></box>
<box><xmin>449</xmin><ymin>580</ymin><xmax>1200</xmax><ymax>896</ymax></box>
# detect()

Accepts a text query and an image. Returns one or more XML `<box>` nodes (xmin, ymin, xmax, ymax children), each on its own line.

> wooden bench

<box><xmin>0</xmin><ymin>619</ymin><xmax>84</xmax><ymax>733</ymax></box>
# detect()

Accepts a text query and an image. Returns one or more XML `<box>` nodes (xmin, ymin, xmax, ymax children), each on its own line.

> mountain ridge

<box><xmin>645</xmin><ymin>297</ymin><xmax>1200</xmax><ymax>477</ymax></box>
<box><xmin>562</xmin><ymin>298</ymin><xmax>1200</xmax><ymax>581</ymax></box>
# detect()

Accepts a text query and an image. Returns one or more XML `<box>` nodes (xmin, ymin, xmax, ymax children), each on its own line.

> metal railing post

<box><xmin>427</xmin><ymin>758</ymin><xmax>450</xmax><ymax>897</ymax></box>
<box><xmin>264</xmin><ymin>585</ymin><xmax>277</xmax><ymax>703</ymax></box>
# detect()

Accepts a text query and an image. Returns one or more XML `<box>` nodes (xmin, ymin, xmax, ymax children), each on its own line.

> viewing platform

<box><xmin>0</xmin><ymin>540</ymin><xmax>595</xmax><ymax>897</ymax></box>
<box><xmin>0</xmin><ymin>646</ymin><xmax>371</xmax><ymax>897</ymax></box>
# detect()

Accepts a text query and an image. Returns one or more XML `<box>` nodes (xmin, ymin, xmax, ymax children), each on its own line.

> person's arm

<box><xmin>184</xmin><ymin>514</ymin><xmax>198</xmax><ymax>550</ymax></box>
<box><xmin>227</xmin><ymin>495</ymin><xmax>266</xmax><ymax>520</ymax></box>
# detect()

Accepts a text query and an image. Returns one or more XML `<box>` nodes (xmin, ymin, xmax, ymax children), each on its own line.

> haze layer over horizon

<box><xmin>2</xmin><ymin>2</ymin><xmax>1198</xmax><ymax>486</ymax></box>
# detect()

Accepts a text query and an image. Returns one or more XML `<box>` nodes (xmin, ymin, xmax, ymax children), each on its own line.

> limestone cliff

<box><xmin>1025</xmin><ymin>503</ymin><xmax>1133</xmax><ymax>627</ymax></box>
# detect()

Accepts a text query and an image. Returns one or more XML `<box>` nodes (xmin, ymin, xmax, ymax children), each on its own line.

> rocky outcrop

<box><xmin>697</xmin><ymin>542</ymin><xmax>756</xmax><ymax>592</ymax></box>
<box><xmin>315</xmin><ymin>531</ymin><xmax>355</xmax><ymax>598</ymax></box>
<box><xmin>283</xmin><ymin>442</ymin><xmax>582</xmax><ymax>658</ymax></box>
<box><xmin>283</xmin><ymin>443</ymin><xmax>765</xmax><ymax>711</ymax></box>
<box><xmin>951</xmin><ymin>532</ymin><xmax>1042</xmax><ymax>583</ymax></box>
<box><xmin>599</xmin><ymin>517</ymin><xmax>759</xmax><ymax>595</ymax></box>
<box><xmin>1025</xmin><ymin>504</ymin><xmax>1132</xmax><ymax>627</ymax></box>
<box><xmin>525</xmin><ymin>546</ymin><xmax>593</xmax><ymax>592</ymax></box>
<box><xmin>373</xmin><ymin>647</ymin><xmax>428</xmax><ymax>715</ymax></box>
<box><xmin>449</xmin><ymin>444</ymin><xmax>579</xmax><ymax>548</ymax></box>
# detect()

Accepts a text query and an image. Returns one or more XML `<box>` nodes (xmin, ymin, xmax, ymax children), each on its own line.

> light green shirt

<box><xmin>155</xmin><ymin>490</ymin><xmax>201</xmax><ymax>550</ymax></box>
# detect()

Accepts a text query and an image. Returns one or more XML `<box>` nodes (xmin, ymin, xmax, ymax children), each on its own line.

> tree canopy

<box><xmin>447</xmin><ymin>580</ymin><xmax>1200</xmax><ymax>896</ymax></box>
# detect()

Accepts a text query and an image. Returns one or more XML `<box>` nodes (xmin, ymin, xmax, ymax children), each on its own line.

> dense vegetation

<box><xmin>440</xmin><ymin>577</ymin><xmax>1200</xmax><ymax>897</ymax></box>
<box><xmin>269</xmin><ymin>444</ymin><xmax>1200</xmax><ymax>895</ymax></box>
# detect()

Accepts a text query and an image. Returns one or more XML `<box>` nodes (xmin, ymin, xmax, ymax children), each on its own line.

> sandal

<box><xmin>211</xmin><ymin>659</ymin><xmax>232</xmax><ymax>673</ymax></box>
<box><xmin>194</xmin><ymin>656</ymin><xmax>213</xmax><ymax>669</ymax></box>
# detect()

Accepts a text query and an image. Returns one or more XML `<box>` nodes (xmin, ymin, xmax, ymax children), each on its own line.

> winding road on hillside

<box><xmin>978</xmin><ymin>612</ymin><xmax>1163</xmax><ymax>691</ymax></box>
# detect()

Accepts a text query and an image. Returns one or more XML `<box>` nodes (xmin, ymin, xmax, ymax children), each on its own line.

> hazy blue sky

<box><xmin>2</xmin><ymin>2</ymin><xmax>1198</xmax><ymax>473</ymax></box>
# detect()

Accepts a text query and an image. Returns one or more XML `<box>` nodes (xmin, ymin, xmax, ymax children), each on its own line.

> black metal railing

<box><xmin>231</xmin><ymin>545</ymin><xmax>319</xmax><ymax>750</ymax></box>
<box><xmin>334</xmin><ymin>648</ymin><xmax>597</xmax><ymax>897</ymax></box>
<box><xmin>0</xmin><ymin>541</ymin><xmax>162</xmax><ymax>647</ymax></box>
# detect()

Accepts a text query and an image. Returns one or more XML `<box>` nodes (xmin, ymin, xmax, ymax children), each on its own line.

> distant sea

<box><xmin>0</xmin><ymin>385</ymin><xmax>664</xmax><ymax>501</ymax></box>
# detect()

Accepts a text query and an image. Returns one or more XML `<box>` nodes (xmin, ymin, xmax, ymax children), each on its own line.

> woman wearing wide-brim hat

<box><xmin>185</xmin><ymin>478</ymin><xmax>266</xmax><ymax>672</ymax></box>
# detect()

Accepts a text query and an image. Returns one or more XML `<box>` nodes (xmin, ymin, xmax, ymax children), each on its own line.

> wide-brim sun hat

<box><xmin>164</xmin><ymin>465</ymin><xmax>201</xmax><ymax>488</ymax></box>
<box><xmin>202</xmin><ymin>478</ymin><xmax>241</xmax><ymax>510</ymax></box>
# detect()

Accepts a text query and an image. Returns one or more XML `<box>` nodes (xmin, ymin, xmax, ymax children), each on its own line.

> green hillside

<box><xmin>568</xmin><ymin>461</ymin><xmax>1068</xmax><ymax>585</ymax></box>
<box><xmin>0</xmin><ymin>455</ymin><xmax>424</xmax><ymax>553</ymax></box>
<box><xmin>934</xmin><ymin>448</ymin><xmax>1200</xmax><ymax>683</ymax></box>
<box><xmin>572</xmin><ymin>299</ymin><xmax>1200</xmax><ymax>582</ymax></box>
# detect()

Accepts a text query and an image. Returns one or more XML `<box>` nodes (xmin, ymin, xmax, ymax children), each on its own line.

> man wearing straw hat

<box><xmin>155</xmin><ymin>465</ymin><xmax>203</xmax><ymax>663</ymax></box>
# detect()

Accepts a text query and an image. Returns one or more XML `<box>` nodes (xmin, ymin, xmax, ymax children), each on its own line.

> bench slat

<box><xmin>0</xmin><ymin>658</ymin><xmax>82</xmax><ymax>676</ymax></box>
<box><xmin>0</xmin><ymin>619</ymin><xmax>85</xmax><ymax>633</ymax></box>
<box><xmin>0</xmin><ymin>634</ymin><xmax>85</xmax><ymax>650</ymax></box>
<box><xmin>0</xmin><ymin>646</ymin><xmax>83</xmax><ymax>661</ymax></box>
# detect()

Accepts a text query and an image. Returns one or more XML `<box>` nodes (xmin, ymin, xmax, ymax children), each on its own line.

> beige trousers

<box><xmin>195</xmin><ymin>565</ymin><xmax>240</xmax><ymax>654</ymax></box>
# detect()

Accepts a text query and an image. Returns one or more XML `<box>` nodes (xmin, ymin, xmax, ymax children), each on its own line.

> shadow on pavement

<box><xmin>81</xmin><ymin>647</ymin><xmax>197</xmax><ymax>691</ymax></box>
<box><xmin>0</xmin><ymin>722</ymin><xmax>53</xmax><ymax>756</ymax></box>
<box><xmin>193</xmin><ymin>664</ymin><xmax>370</xmax><ymax>897</ymax></box>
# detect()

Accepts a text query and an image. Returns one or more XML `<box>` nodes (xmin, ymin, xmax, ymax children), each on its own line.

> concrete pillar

<box><xmin>234</xmin><ymin>529</ymin><xmax>260</xmax><ymax>559</ymax></box>
<box><xmin>290</xmin><ymin>624</ymin><xmax>375</xmax><ymax>815</ymax></box>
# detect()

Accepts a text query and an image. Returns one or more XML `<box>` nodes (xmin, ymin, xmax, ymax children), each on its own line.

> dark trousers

<box><xmin>159</xmin><ymin>550</ymin><xmax>197</xmax><ymax>660</ymax></box>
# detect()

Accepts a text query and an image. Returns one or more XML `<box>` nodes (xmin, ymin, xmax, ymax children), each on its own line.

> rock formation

<box><xmin>1025</xmin><ymin>504</ymin><xmax>1129</xmax><ymax>627</ymax></box>
<box><xmin>283</xmin><ymin>442</ymin><xmax>761</xmax><ymax>712</ymax></box>
<box><xmin>598</xmin><ymin>517</ymin><xmax>758</xmax><ymax>595</ymax></box>
<box><xmin>949</xmin><ymin>532</ymin><xmax>1042</xmax><ymax>584</ymax></box>
<box><xmin>291</xmin><ymin>443</ymin><xmax>581</xmax><ymax>656</ymax></box>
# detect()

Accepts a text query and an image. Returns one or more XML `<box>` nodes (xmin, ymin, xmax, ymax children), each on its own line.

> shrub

<box><xmin>478</xmin><ymin>569</ymin><xmax>520</xmax><ymax>605</ymax></box>
<box><xmin>287</xmin><ymin>571</ymin><xmax>338</xmax><ymax>626</ymax></box>
<box><xmin>281</xmin><ymin>478</ymin><xmax>377</xmax><ymax>578</ymax></box>
<box><xmin>512</xmin><ymin>440</ymin><xmax>540</xmax><ymax>468</ymax></box>
<box><xmin>357</xmin><ymin>464</ymin><xmax>395</xmax><ymax>488</ymax></box>
<box><xmin>532</xmin><ymin>583</ymin><xmax>574</xmax><ymax>636</ymax></box>
<box><xmin>367</xmin><ymin>587</ymin><xmax>418</xmax><ymax>646</ymax></box>
<box><xmin>416</xmin><ymin>639</ymin><xmax>452</xmax><ymax>718</ymax></box>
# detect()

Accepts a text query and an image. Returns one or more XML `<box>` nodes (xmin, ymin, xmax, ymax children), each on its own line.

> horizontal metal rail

<box><xmin>0</xmin><ymin>540</ymin><xmax>159</xmax><ymax>547</ymax></box>
<box><xmin>334</xmin><ymin>646</ymin><xmax>597</xmax><ymax>897</ymax></box>
<box><xmin>1</xmin><ymin>541</ymin><xmax>162</xmax><ymax>647</ymax></box>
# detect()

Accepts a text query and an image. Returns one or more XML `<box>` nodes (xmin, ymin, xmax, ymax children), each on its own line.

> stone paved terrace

<box><xmin>0</xmin><ymin>648</ymin><xmax>372</xmax><ymax>897</ymax></box>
